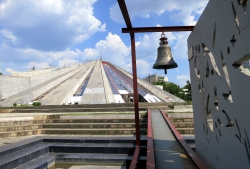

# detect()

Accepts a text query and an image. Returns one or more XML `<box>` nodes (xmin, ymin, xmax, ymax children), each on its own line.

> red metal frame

<box><xmin>129</xmin><ymin>146</ymin><xmax>140</xmax><ymax>169</ymax></box>
<box><xmin>131</xmin><ymin>34</ymin><xmax>141</xmax><ymax>147</ymax></box>
<box><xmin>147</xmin><ymin>109</ymin><xmax>155</xmax><ymax>169</ymax></box>
<box><xmin>122</xmin><ymin>26</ymin><xmax>194</xmax><ymax>33</ymax></box>
<box><xmin>117</xmin><ymin>0</ymin><xmax>196</xmax><ymax>168</ymax></box>
<box><xmin>117</xmin><ymin>0</ymin><xmax>141</xmax><ymax>147</ymax></box>
<box><xmin>159</xmin><ymin>109</ymin><xmax>209</xmax><ymax>169</ymax></box>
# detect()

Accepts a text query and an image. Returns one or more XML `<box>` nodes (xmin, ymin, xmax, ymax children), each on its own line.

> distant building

<box><xmin>242</xmin><ymin>60</ymin><xmax>250</xmax><ymax>69</ymax></box>
<box><xmin>143</xmin><ymin>74</ymin><xmax>168</xmax><ymax>84</ymax></box>
<box><xmin>182</xmin><ymin>88</ymin><xmax>190</xmax><ymax>95</ymax></box>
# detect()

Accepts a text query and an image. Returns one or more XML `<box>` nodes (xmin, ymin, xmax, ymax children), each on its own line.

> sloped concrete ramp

<box><xmin>150</xmin><ymin>110</ymin><xmax>197</xmax><ymax>169</ymax></box>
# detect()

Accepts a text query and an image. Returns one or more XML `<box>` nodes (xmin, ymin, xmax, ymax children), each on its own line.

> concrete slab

<box><xmin>40</xmin><ymin>62</ymin><xmax>95</xmax><ymax>105</ymax></box>
<box><xmin>81</xmin><ymin>61</ymin><xmax>107</xmax><ymax>104</ymax></box>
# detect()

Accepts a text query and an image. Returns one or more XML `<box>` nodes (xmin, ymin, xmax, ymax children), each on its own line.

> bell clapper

<box><xmin>165</xmin><ymin>68</ymin><xmax>167</xmax><ymax>74</ymax></box>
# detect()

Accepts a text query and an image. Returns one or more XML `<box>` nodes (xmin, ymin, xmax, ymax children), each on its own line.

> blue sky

<box><xmin>0</xmin><ymin>0</ymin><xmax>208</xmax><ymax>87</ymax></box>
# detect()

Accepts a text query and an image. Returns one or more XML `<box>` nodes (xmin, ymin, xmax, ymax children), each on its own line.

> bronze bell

<box><xmin>153</xmin><ymin>33</ymin><xmax>178</xmax><ymax>74</ymax></box>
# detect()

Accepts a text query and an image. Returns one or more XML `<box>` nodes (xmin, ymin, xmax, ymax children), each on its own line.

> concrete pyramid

<box><xmin>0</xmin><ymin>60</ymin><xmax>184</xmax><ymax>106</ymax></box>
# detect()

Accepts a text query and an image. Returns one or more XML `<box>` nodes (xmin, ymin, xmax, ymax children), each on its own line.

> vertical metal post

<box><xmin>131</xmin><ymin>34</ymin><xmax>141</xmax><ymax>147</ymax></box>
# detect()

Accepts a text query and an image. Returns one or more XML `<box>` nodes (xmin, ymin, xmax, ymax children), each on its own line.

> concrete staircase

<box><xmin>42</xmin><ymin>117</ymin><xmax>147</xmax><ymax>135</ymax></box>
<box><xmin>0</xmin><ymin>114</ymin><xmax>147</xmax><ymax>138</ymax></box>
<box><xmin>0</xmin><ymin>113</ymin><xmax>195</xmax><ymax>138</ymax></box>
<box><xmin>169</xmin><ymin>115</ymin><xmax>195</xmax><ymax>151</ymax></box>
<box><xmin>0</xmin><ymin>137</ymin><xmax>147</xmax><ymax>169</ymax></box>
<box><xmin>0</xmin><ymin>110</ymin><xmax>195</xmax><ymax>168</ymax></box>
<box><xmin>171</xmin><ymin>117</ymin><xmax>194</xmax><ymax>135</ymax></box>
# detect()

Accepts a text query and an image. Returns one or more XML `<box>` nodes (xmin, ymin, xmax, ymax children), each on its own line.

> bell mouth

<box><xmin>152</xmin><ymin>63</ymin><xmax>178</xmax><ymax>70</ymax></box>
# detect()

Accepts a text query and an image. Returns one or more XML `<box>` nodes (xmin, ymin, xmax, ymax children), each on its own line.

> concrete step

<box><xmin>43</xmin><ymin>123</ymin><xmax>147</xmax><ymax>129</ymax></box>
<box><xmin>0</xmin><ymin>130</ymin><xmax>42</xmax><ymax>138</ymax></box>
<box><xmin>2</xmin><ymin>138</ymin><xmax>147</xmax><ymax>169</ymax></box>
<box><xmin>55</xmin><ymin>153</ymin><xmax>146</xmax><ymax>168</ymax></box>
<box><xmin>172</xmin><ymin>122</ymin><xmax>194</xmax><ymax>128</ymax></box>
<box><xmin>14</xmin><ymin>153</ymin><xmax>55</xmax><ymax>169</ymax></box>
<box><xmin>11</xmin><ymin>107</ymin><xmax>148</xmax><ymax>113</ymax></box>
<box><xmin>43</xmin><ymin>137</ymin><xmax>147</xmax><ymax>146</ymax></box>
<box><xmin>170</xmin><ymin>118</ymin><xmax>194</xmax><ymax>122</ymax></box>
<box><xmin>10</xmin><ymin>102</ymin><xmax>170</xmax><ymax>110</ymax></box>
<box><xmin>49</xmin><ymin>143</ymin><xmax>147</xmax><ymax>156</ymax></box>
<box><xmin>45</xmin><ymin>118</ymin><xmax>147</xmax><ymax>124</ymax></box>
<box><xmin>0</xmin><ymin>143</ymin><xmax>53</xmax><ymax>169</ymax></box>
<box><xmin>14</xmin><ymin>142</ymin><xmax>147</xmax><ymax>169</ymax></box>
<box><xmin>175</xmin><ymin>128</ymin><xmax>195</xmax><ymax>134</ymax></box>
<box><xmin>0</xmin><ymin>124</ymin><xmax>43</xmax><ymax>132</ymax></box>
<box><xmin>0</xmin><ymin>120</ymin><xmax>46</xmax><ymax>126</ymax></box>
<box><xmin>0</xmin><ymin>123</ymin><xmax>147</xmax><ymax>132</ymax></box>
<box><xmin>0</xmin><ymin>127</ymin><xmax>147</xmax><ymax>138</ymax></box>
<box><xmin>41</xmin><ymin>128</ymin><xmax>147</xmax><ymax>135</ymax></box>
<box><xmin>60</xmin><ymin>114</ymin><xmax>147</xmax><ymax>119</ymax></box>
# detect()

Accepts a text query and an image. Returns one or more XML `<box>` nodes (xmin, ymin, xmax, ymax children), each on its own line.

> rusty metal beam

<box><xmin>147</xmin><ymin>109</ymin><xmax>155</xmax><ymax>169</ymax></box>
<box><xmin>122</xmin><ymin>26</ymin><xmax>194</xmax><ymax>33</ymax></box>
<box><xmin>131</xmin><ymin>35</ymin><xmax>141</xmax><ymax>147</ymax></box>
<box><xmin>129</xmin><ymin>146</ymin><xmax>140</xmax><ymax>169</ymax></box>
<box><xmin>117</xmin><ymin>0</ymin><xmax>141</xmax><ymax>147</ymax></box>
<box><xmin>117</xmin><ymin>0</ymin><xmax>132</xmax><ymax>28</ymax></box>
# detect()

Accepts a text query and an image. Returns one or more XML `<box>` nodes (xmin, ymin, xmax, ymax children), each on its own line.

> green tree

<box><xmin>165</xmin><ymin>82</ymin><xmax>187</xmax><ymax>101</ymax></box>
<box><xmin>183</xmin><ymin>80</ymin><xmax>192</xmax><ymax>101</ymax></box>
<box><xmin>0</xmin><ymin>72</ymin><xmax>2</xmax><ymax>75</ymax></box>
<box><xmin>153</xmin><ymin>81</ymin><xmax>187</xmax><ymax>101</ymax></box>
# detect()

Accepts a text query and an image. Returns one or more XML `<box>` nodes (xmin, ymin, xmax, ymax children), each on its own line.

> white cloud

<box><xmin>83</xmin><ymin>32</ymin><xmax>130</xmax><ymax>64</ymax></box>
<box><xmin>0</xmin><ymin>0</ymin><xmax>103</xmax><ymax>51</ymax></box>
<box><xmin>172</xmin><ymin>32</ymin><xmax>190</xmax><ymax>59</ymax></box>
<box><xmin>58</xmin><ymin>59</ymin><xmax>80</xmax><ymax>67</ymax></box>
<box><xmin>110</xmin><ymin>0</ymin><xmax>208</xmax><ymax>25</ymax></box>
<box><xmin>177</xmin><ymin>75</ymin><xmax>190</xmax><ymax>86</ymax></box>
<box><xmin>139</xmin><ymin>13</ymin><xmax>150</xmax><ymax>18</ymax></box>
<box><xmin>98</xmin><ymin>23</ymin><xmax>107</xmax><ymax>32</ymax></box>
<box><xmin>0</xmin><ymin>43</ymin><xmax>84</xmax><ymax>73</ymax></box>
<box><xmin>136</xmin><ymin>60</ymin><xmax>152</xmax><ymax>76</ymax></box>
<box><xmin>6</xmin><ymin>68</ymin><xmax>14</xmax><ymax>73</ymax></box>
<box><xmin>27</xmin><ymin>62</ymin><xmax>49</xmax><ymax>70</ymax></box>
<box><xmin>177</xmin><ymin>75</ymin><xmax>190</xmax><ymax>80</ymax></box>
<box><xmin>0</xmin><ymin>29</ymin><xmax>16</xmax><ymax>42</ymax></box>
<box><xmin>51</xmin><ymin>49</ymin><xmax>83</xmax><ymax>60</ymax></box>
<box><xmin>82</xmin><ymin>48</ymin><xmax>99</xmax><ymax>59</ymax></box>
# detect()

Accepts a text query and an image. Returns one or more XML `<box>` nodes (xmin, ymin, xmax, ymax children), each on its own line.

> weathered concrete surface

<box><xmin>40</xmin><ymin>61</ymin><xmax>95</xmax><ymax>105</ymax></box>
<box><xmin>172</xmin><ymin>105</ymin><xmax>193</xmax><ymax>112</ymax></box>
<box><xmin>0</xmin><ymin>65</ymin><xmax>80</xmax><ymax>100</ymax></box>
<box><xmin>167</xmin><ymin>113</ymin><xmax>193</xmax><ymax>119</ymax></box>
<box><xmin>80</xmin><ymin>61</ymin><xmax>108</xmax><ymax>104</ymax></box>
<box><xmin>0</xmin><ymin>64</ymin><xmax>85</xmax><ymax>107</ymax></box>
